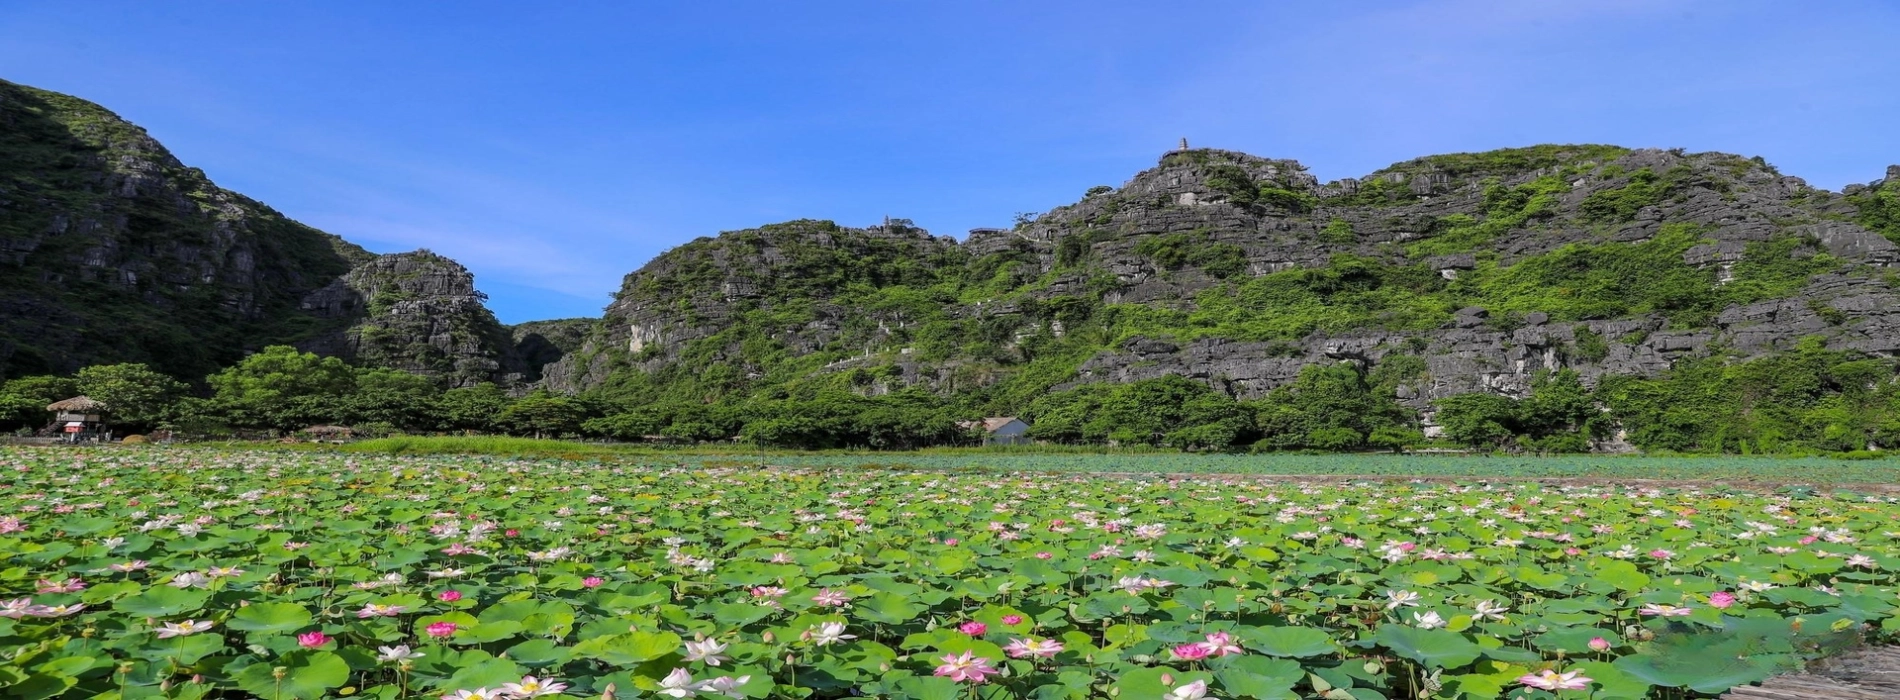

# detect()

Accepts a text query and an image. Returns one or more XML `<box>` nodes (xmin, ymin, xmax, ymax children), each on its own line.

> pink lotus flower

<box><xmin>1001</xmin><ymin>614</ymin><xmax>1024</xmax><ymax>625</ymax></box>
<box><xmin>297</xmin><ymin>631</ymin><xmax>330</xmax><ymax>648</ymax></box>
<box><xmin>437</xmin><ymin>590</ymin><xmax>463</xmax><ymax>602</ymax></box>
<box><xmin>1004</xmin><ymin>637</ymin><xmax>1064</xmax><ymax>658</ymax></box>
<box><xmin>811</xmin><ymin>589</ymin><xmax>850</xmax><ymax>607</ymax></box>
<box><xmin>582</xmin><ymin>576</ymin><xmax>604</xmax><ymax>588</ymax></box>
<box><xmin>504</xmin><ymin>529</ymin><xmax>519</xmax><ymax>537</ymax></box>
<box><xmin>943</xmin><ymin>538</ymin><xmax>959</xmax><ymax>546</ymax></box>
<box><xmin>36</xmin><ymin>577</ymin><xmax>85</xmax><ymax>593</ymax></box>
<box><xmin>1518</xmin><ymin>669</ymin><xmax>1593</xmax><ymax>691</ymax></box>
<box><xmin>357</xmin><ymin>603</ymin><xmax>407</xmax><ymax>618</ymax></box>
<box><xmin>958</xmin><ymin>621</ymin><xmax>987</xmax><ymax>636</ymax></box>
<box><xmin>1799</xmin><ymin>535</ymin><xmax>1818</xmax><ymax>545</ymax></box>
<box><xmin>1709</xmin><ymin>591</ymin><xmax>1736</xmax><ymax>609</ymax></box>
<box><xmin>1648</xmin><ymin>549</ymin><xmax>1674</xmax><ymax>560</ymax></box>
<box><xmin>1588</xmin><ymin>637</ymin><xmax>1611</xmax><ymax>652</ymax></box>
<box><xmin>932</xmin><ymin>651</ymin><xmax>998</xmax><ymax>683</ymax></box>
<box><xmin>425</xmin><ymin>621</ymin><xmax>458</xmax><ymax>638</ymax></box>
<box><xmin>1198</xmin><ymin>631</ymin><xmax>1244</xmax><ymax>657</ymax></box>
<box><xmin>1034</xmin><ymin>552</ymin><xmax>1052</xmax><ymax>560</ymax></box>
<box><xmin>1171</xmin><ymin>643</ymin><xmax>1212</xmax><ymax>661</ymax></box>
<box><xmin>1638</xmin><ymin>603</ymin><xmax>1692</xmax><ymax>617</ymax></box>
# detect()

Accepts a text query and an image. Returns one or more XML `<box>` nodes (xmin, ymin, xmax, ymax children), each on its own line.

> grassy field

<box><xmin>309</xmin><ymin>435</ymin><xmax>1900</xmax><ymax>486</ymax></box>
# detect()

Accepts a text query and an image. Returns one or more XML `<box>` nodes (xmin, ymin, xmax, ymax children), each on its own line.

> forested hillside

<box><xmin>524</xmin><ymin>146</ymin><xmax>1900</xmax><ymax>453</ymax></box>
<box><xmin>6</xmin><ymin>78</ymin><xmax>1900</xmax><ymax>453</ymax></box>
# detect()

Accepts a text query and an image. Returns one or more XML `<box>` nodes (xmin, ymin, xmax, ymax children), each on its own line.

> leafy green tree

<box><xmin>1433</xmin><ymin>393</ymin><xmax>1520</xmax><ymax>449</ymax></box>
<box><xmin>1367</xmin><ymin>426</ymin><xmax>1424</xmax><ymax>453</ymax></box>
<box><xmin>497</xmin><ymin>392</ymin><xmax>587</xmax><ymax>438</ymax></box>
<box><xmin>1250</xmin><ymin>362</ymin><xmax>1415</xmax><ymax>451</ymax></box>
<box><xmin>207</xmin><ymin>346</ymin><xmax>358</xmax><ymax>431</ymax></box>
<box><xmin>583</xmin><ymin>409</ymin><xmax>670</xmax><ymax>441</ymax></box>
<box><xmin>0</xmin><ymin>392</ymin><xmax>44</xmax><ymax>432</ymax></box>
<box><xmin>340</xmin><ymin>368</ymin><xmax>441</xmax><ymax>432</ymax></box>
<box><xmin>3</xmin><ymin>375</ymin><xmax>79</xmax><ymax>404</ymax></box>
<box><xmin>437</xmin><ymin>383</ymin><xmax>511</xmax><ymax>433</ymax></box>
<box><xmin>75</xmin><ymin>363</ymin><xmax>188</xmax><ymax>429</ymax></box>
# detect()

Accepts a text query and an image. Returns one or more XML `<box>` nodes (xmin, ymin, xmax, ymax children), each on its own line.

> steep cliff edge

<box><xmin>0</xmin><ymin>79</ymin><xmax>526</xmax><ymax>384</ymax></box>
<box><xmin>0</xmin><ymin>78</ymin><xmax>373</xmax><ymax>379</ymax></box>
<box><xmin>295</xmin><ymin>250</ymin><xmax>526</xmax><ymax>387</ymax></box>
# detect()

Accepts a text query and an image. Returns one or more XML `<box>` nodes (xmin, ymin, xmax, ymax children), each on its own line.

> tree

<box><xmin>3</xmin><ymin>375</ymin><xmax>80</xmax><ymax>404</ymax></box>
<box><xmin>1433</xmin><ymin>393</ymin><xmax>1520</xmax><ymax>449</ymax></box>
<box><xmin>75</xmin><ymin>363</ymin><xmax>187</xmax><ymax>429</ymax></box>
<box><xmin>1367</xmin><ymin>426</ymin><xmax>1424</xmax><ymax>453</ymax></box>
<box><xmin>207</xmin><ymin>346</ymin><xmax>358</xmax><ymax>431</ymax></box>
<box><xmin>1250</xmin><ymin>362</ymin><xmax>1415</xmax><ymax>451</ymax></box>
<box><xmin>438</xmin><ymin>384</ymin><xmax>512</xmax><ymax>433</ymax></box>
<box><xmin>497</xmin><ymin>392</ymin><xmax>586</xmax><ymax>438</ymax></box>
<box><xmin>340</xmin><ymin>368</ymin><xmax>441</xmax><ymax>432</ymax></box>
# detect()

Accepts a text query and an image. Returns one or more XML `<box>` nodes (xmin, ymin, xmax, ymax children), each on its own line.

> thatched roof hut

<box><xmin>46</xmin><ymin>396</ymin><xmax>106</xmax><ymax>413</ymax></box>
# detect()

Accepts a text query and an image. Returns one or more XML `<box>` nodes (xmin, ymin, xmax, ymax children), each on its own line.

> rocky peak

<box><xmin>295</xmin><ymin>251</ymin><xmax>524</xmax><ymax>388</ymax></box>
<box><xmin>0</xmin><ymin>79</ymin><xmax>371</xmax><ymax>379</ymax></box>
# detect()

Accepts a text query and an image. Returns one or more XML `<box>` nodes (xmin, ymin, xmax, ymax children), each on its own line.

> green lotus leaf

<box><xmin>1238</xmin><ymin>626</ymin><xmax>1339</xmax><ymax>657</ymax></box>
<box><xmin>571</xmin><ymin>629</ymin><xmax>682</xmax><ymax>665</ymax></box>
<box><xmin>226</xmin><ymin>602</ymin><xmax>314</xmax><ymax>633</ymax></box>
<box><xmin>115</xmin><ymin>586</ymin><xmax>210</xmax><ymax>616</ymax></box>
<box><xmin>857</xmin><ymin>592</ymin><xmax>925</xmax><ymax>625</ymax></box>
<box><xmin>232</xmin><ymin>650</ymin><xmax>350</xmax><ymax>700</ymax></box>
<box><xmin>503</xmin><ymin>638</ymin><xmax>573</xmax><ymax>667</ymax></box>
<box><xmin>1374</xmin><ymin>625</ymin><xmax>1483</xmax><ymax>669</ymax></box>
<box><xmin>1212</xmin><ymin>656</ymin><xmax>1302</xmax><ymax>700</ymax></box>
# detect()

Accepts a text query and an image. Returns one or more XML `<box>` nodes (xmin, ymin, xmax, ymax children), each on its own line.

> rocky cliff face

<box><xmin>546</xmin><ymin>145</ymin><xmax>1900</xmax><ymax>423</ymax></box>
<box><xmin>0</xmin><ymin>78</ymin><xmax>375</xmax><ymax>379</ymax></box>
<box><xmin>295</xmin><ymin>251</ymin><xmax>530</xmax><ymax>387</ymax></box>
<box><xmin>0</xmin><ymin>79</ymin><xmax>531</xmax><ymax>385</ymax></box>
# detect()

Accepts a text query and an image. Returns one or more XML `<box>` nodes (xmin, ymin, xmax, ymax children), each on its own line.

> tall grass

<box><xmin>342</xmin><ymin>436</ymin><xmax>639</xmax><ymax>458</ymax></box>
<box><xmin>336</xmin><ymin>435</ymin><xmax>1193</xmax><ymax>458</ymax></box>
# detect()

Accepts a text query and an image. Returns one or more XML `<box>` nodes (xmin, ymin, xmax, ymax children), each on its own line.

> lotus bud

<box><xmin>161</xmin><ymin>679</ymin><xmax>172</xmax><ymax>691</ymax></box>
<box><xmin>600</xmin><ymin>683</ymin><xmax>616</xmax><ymax>700</ymax></box>
<box><xmin>192</xmin><ymin>675</ymin><xmax>203</xmax><ymax>683</ymax></box>
<box><xmin>272</xmin><ymin>667</ymin><xmax>288</xmax><ymax>680</ymax></box>
<box><xmin>761</xmin><ymin>631</ymin><xmax>774</xmax><ymax>643</ymax></box>
<box><xmin>1160</xmin><ymin>673</ymin><xmax>1174</xmax><ymax>686</ymax></box>
<box><xmin>117</xmin><ymin>661</ymin><xmax>134</xmax><ymax>674</ymax></box>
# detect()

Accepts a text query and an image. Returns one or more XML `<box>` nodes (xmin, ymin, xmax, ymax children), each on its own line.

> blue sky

<box><xmin>3</xmin><ymin>1</ymin><xmax>1897</xmax><ymax>323</ymax></box>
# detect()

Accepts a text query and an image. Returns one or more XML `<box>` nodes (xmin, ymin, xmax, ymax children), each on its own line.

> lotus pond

<box><xmin>4</xmin><ymin>447</ymin><xmax>1900</xmax><ymax>699</ymax></box>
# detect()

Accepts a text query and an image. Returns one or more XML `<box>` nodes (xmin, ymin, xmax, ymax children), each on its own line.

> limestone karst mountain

<box><xmin>545</xmin><ymin>145</ymin><xmax>1900</xmax><ymax>419</ymax></box>
<box><xmin>7</xmin><ymin>76</ymin><xmax>1900</xmax><ymax>422</ymax></box>
<box><xmin>0</xmin><ymin>78</ymin><xmax>539</xmax><ymax>385</ymax></box>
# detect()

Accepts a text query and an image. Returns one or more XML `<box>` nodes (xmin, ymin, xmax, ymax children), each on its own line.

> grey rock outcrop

<box><xmin>295</xmin><ymin>251</ymin><xmax>524</xmax><ymax>387</ymax></box>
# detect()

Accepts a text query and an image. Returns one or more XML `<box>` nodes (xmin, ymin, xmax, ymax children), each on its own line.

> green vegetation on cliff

<box><xmin>0</xmin><ymin>79</ymin><xmax>371</xmax><ymax>379</ymax></box>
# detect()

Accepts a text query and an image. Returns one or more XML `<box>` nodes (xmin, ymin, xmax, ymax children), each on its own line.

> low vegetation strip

<box><xmin>3</xmin><ymin>446</ymin><xmax>1898</xmax><ymax>698</ymax></box>
<box><xmin>317</xmin><ymin>435</ymin><xmax>1900</xmax><ymax>485</ymax></box>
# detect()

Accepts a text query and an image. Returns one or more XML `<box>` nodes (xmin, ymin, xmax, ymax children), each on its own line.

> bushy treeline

<box><xmin>5</xmin><ymin>338</ymin><xmax>1900</xmax><ymax>455</ymax></box>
